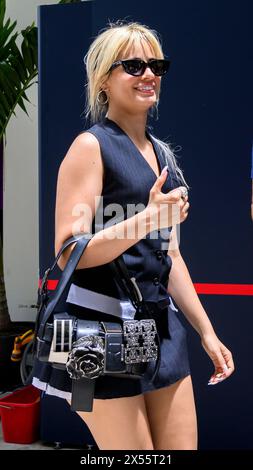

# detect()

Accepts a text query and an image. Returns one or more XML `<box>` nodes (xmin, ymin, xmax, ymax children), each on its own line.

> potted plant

<box><xmin>0</xmin><ymin>0</ymin><xmax>80</xmax><ymax>390</ymax></box>
<box><xmin>0</xmin><ymin>0</ymin><xmax>39</xmax><ymax>389</ymax></box>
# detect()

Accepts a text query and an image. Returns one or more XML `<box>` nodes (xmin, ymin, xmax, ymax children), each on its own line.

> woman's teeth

<box><xmin>136</xmin><ymin>86</ymin><xmax>154</xmax><ymax>93</ymax></box>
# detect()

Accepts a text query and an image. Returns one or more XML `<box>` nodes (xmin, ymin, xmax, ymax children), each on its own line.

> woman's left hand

<box><xmin>201</xmin><ymin>333</ymin><xmax>235</xmax><ymax>385</ymax></box>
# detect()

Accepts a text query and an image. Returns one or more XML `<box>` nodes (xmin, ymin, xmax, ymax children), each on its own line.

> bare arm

<box><xmin>167</xmin><ymin>226</ymin><xmax>234</xmax><ymax>384</ymax></box>
<box><xmin>167</xmin><ymin>244</ymin><xmax>215</xmax><ymax>338</ymax></box>
<box><xmin>55</xmin><ymin>132</ymin><xmax>157</xmax><ymax>270</ymax></box>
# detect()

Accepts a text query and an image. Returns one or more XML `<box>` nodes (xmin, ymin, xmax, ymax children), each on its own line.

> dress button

<box><xmin>155</xmin><ymin>250</ymin><xmax>163</xmax><ymax>260</ymax></box>
<box><xmin>153</xmin><ymin>277</ymin><xmax>159</xmax><ymax>286</ymax></box>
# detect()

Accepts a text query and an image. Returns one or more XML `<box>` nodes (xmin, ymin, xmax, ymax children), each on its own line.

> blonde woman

<box><xmin>33</xmin><ymin>22</ymin><xmax>234</xmax><ymax>450</ymax></box>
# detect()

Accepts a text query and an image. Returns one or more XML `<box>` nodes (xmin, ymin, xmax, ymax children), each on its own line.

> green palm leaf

<box><xmin>0</xmin><ymin>0</ymin><xmax>6</xmax><ymax>27</ymax></box>
<box><xmin>0</xmin><ymin>3</ymin><xmax>38</xmax><ymax>142</ymax></box>
<box><xmin>0</xmin><ymin>0</ymin><xmax>83</xmax><ymax>330</ymax></box>
<box><xmin>0</xmin><ymin>0</ymin><xmax>78</xmax><ymax>142</ymax></box>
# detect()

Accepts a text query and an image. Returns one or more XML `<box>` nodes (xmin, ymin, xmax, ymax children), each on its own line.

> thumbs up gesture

<box><xmin>146</xmin><ymin>166</ymin><xmax>190</xmax><ymax>230</ymax></box>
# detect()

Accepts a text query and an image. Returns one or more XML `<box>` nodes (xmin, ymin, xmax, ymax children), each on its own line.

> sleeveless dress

<box><xmin>32</xmin><ymin>117</ymin><xmax>191</xmax><ymax>400</ymax></box>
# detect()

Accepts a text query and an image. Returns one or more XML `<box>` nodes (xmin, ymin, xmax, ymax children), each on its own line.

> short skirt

<box><xmin>32</xmin><ymin>299</ymin><xmax>191</xmax><ymax>401</ymax></box>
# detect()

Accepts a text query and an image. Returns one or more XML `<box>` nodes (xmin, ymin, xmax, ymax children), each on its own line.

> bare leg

<box><xmin>144</xmin><ymin>375</ymin><xmax>198</xmax><ymax>450</ymax></box>
<box><xmin>67</xmin><ymin>393</ymin><xmax>154</xmax><ymax>450</ymax></box>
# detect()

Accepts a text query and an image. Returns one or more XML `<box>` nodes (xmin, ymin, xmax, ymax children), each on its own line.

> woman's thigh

<box><xmin>144</xmin><ymin>375</ymin><xmax>198</xmax><ymax>450</ymax></box>
<box><xmin>67</xmin><ymin>393</ymin><xmax>154</xmax><ymax>450</ymax></box>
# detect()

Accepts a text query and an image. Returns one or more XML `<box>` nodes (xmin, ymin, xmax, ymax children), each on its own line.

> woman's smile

<box><xmin>134</xmin><ymin>85</ymin><xmax>155</xmax><ymax>95</ymax></box>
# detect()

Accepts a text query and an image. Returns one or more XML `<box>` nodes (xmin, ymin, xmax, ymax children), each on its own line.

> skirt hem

<box><xmin>32</xmin><ymin>371</ymin><xmax>191</xmax><ymax>402</ymax></box>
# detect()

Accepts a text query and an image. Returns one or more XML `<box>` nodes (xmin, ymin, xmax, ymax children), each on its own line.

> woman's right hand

<box><xmin>146</xmin><ymin>166</ymin><xmax>190</xmax><ymax>230</ymax></box>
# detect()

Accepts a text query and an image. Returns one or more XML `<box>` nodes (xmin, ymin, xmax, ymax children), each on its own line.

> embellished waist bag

<box><xmin>34</xmin><ymin>233</ymin><xmax>161</xmax><ymax>412</ymax></box>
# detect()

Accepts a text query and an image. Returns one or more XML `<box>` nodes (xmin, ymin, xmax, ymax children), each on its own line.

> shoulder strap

<box><xmin>38</xmin><ymin>234</ymin><xmax>93</xmax><ymax>336</ymax></box>
<box><xmin>37</xmin><ymin>233</ymin><xmax>148</xmax><ymax>337</ymax></box>
<box><xmin>108</xmin><ymin>257</ymin><xmax>143</xmax><ymax>309</ymax></box>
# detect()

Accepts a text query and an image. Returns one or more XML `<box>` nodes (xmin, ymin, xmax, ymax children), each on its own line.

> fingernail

<box><xmin>215</xmin><ymin>373</ymin><xmax>224</xmax><ymax>378</ymax></box>
<box><xmin>223</xmin><ymin>364</ymin><xmax>228</xmax><ymax>371</ymax></box>
<box><xmin>208</xmin><ymin>377</ymin><xmax>225</xmax><ymax>385</ymax></box>
<box><xmin>161</xmin><ymin>165</ymin><xmax>168</xmax><ymax>175</ymax></box>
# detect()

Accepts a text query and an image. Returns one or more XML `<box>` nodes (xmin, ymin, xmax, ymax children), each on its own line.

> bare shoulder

<box><xmin>72</xmin><ymin>130</ymin><xmax>100</xmax><ymax>152</ymax></box>
<box><xmin>59</xmin><ymin>131</ymin><xmax>102</xmax><ymax>176</ymax></box>
<box><xmin>55</xmin><ymin>131</ymin><xmax>103</xmax><ymax>258</ymax></box>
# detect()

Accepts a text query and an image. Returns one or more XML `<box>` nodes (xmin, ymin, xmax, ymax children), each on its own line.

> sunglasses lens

<box><xmin>150</xmin><ymin>60</ymin><xmax>170</xmax><ymax>76</ymax></box>
<box><xmin>120</xmin><ymin>59</ymin><xmax>170</xmax><ymax>76</ymax></box>
<box><xmin>123</xmin><ymin>60</ymin><xmax>144</xmax><ymax>76</ymax></box>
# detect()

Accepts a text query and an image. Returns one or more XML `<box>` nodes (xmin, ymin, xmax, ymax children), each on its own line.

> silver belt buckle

<box><xmin>123</xmin><ymin>319</ymin><xmax>158</xmax><ymax>364</ymax></box>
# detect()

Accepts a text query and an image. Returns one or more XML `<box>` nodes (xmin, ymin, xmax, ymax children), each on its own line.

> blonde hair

<box><xmin>84</xmin><ymin>21</ymin><xmax>189</xmax><ymax>188</ymax></box>
<box><xmin>84</xmin><ymin>21</ymin><xmax>164</xmax><ymax>122</ymax></box>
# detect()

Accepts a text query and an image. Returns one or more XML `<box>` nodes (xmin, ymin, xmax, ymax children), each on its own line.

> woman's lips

<box><xmin>135</xmin><ymin>87</ymin><xmax>155</xmax><ymax>95</ymax></box>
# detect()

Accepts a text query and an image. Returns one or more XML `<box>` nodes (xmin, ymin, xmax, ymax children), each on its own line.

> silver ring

<box><xmin>179</xmin><ymin>187</ymin><xmax>188</xmax><ymax>199</ymax></box>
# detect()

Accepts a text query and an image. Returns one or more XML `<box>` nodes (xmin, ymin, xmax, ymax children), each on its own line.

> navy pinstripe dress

<box><xmin>32</xmin><ymin>117</ymin><xmax>191</xmax><ymax>400</ymax></box>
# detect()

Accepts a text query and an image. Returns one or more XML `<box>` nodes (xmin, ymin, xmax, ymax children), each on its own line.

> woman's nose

<box><xmin>142</xmin><ymin>65</ymin><xmax>155</xmax><ymax>79</ymax></box>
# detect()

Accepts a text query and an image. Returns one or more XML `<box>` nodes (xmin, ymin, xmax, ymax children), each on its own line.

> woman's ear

<box><xmin>102</xmin><ymin>85</ymin><xmax>110</xmax><ymax>99</ymax></box>
<box><xmin>102</xmin><ymin>74</ymin><xmax>111</xmax><ymax>91</ymax></box>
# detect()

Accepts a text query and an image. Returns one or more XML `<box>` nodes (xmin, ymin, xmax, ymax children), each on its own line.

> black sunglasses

<box><xmin>108</xmin><ymin>58</ymin><xmax>170</xmax><ymax>77</ymax></box>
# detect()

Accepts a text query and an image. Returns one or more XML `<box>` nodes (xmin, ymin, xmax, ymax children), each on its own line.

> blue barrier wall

<box><xmin>38</xmin><ymin>0</ymin><xmax>253</xmax><ymax>449</ymax></box>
